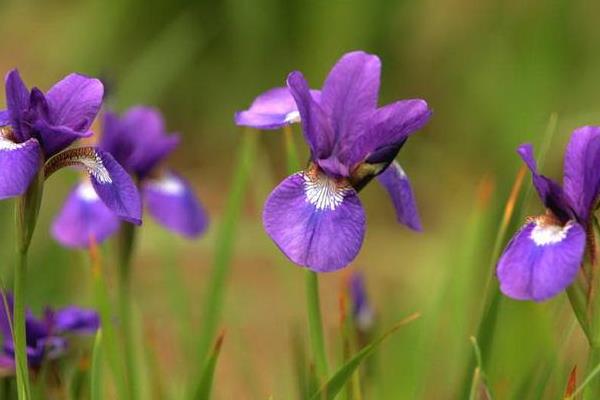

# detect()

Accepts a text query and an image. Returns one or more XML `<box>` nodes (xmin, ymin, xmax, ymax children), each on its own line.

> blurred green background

<box><xmin>1</xmin><ymin>0</ymin><xmax>600</xmax><ymax>398</ymax></box>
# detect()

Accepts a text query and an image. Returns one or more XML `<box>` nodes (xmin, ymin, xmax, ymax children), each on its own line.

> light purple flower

<box><xmin>261</xmin><ymin>51</ymin><xmax>431</xmax><ymax>272</ymax></box>
<box><xmin>52</xmin><ymin>106</ymin><xmax>208</xmax><ymax>248</ymax></box>
<box><xmin>0</xmin><ymin>69</ymin><xmax>142</xmax><ymax>225</ymax></box>
<box><xmin>0</xmin><ymin>294</ymin><xmax>99</xmax><ymax>371</ymax></box>
<box><xmin>497</xmin><ymin>126</ymin><xmax>600</xmax><ymax>301</ymax></box>
<box><xmin>349</xmin><ymin>272</ymin><xmax>375</xmax><ymax>332</ymax></box>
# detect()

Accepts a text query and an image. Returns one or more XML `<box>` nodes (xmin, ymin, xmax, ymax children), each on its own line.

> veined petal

<box><xmin>563</xmin><ymin>126</ymin><xmax>600</xmax><ymax>222</ymax></box>
<box><xmin>497</xmin><ymin>220</ymin><xmax>585</xmax><ymax>301</ymax></box>
<box><xmin>235</xmin><ymin>87</ymin><xmax>322</xmax><ymax>129</ymax></box>
<box><xmin>44</xmin><ymin>73</ymin><xmax>103</xmax><ymax>133</ymax></box>
<box><xmin>5</xmin><ymin>69</ymin><xmax>31</xmax><ymax>142</ymax></box>
<box><xmin>51</xmin><ymin>182</ymin><xmax>120</xmax><ymax>248</ymax></box>
<box><xmin>45</xmin><ymin>147</ymin><xmax>142</xmax><ymax>224</ymax></box>
<box><xmin>376</xmin><ymin>161</ymin><xmax>422</xmax><ymax>231</ymax></box>
<box><xmin>321</xmin><ymin>51</ymin><xmax>381</xmax><ymax>143</ymax></box>
<box><xmin>143</xmin><ymin>172</ymin><xmax>208</xmax><ymax>238</ymax></box>
<box><xmin>0</xmin><ymin>134</ymin><xmax>42</xmax><ymax>199</ymax></box>
<box><xmin>53</xmin><ymin>306</ymin><xmax>99</xmax><ymax>334</ymax></box>
<box><xmin>287</xmin><ymin>72</ymin><xmax>335</xmax><ymax>158</ymax></box>
<box><xmin>263</xmin><ymin>172</ymin><xmax>365</xmax><ymax>272</ymax></box>
<box><xmin>517</xmin><ymin>144</ymin><xmax>573</xmax><ymax>222</ymax></box>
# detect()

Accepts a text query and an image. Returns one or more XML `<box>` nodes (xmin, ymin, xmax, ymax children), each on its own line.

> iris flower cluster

<box><xmin>0</xmin><ymin>295</ymin><xmax>99</xmax><ymax>373</ymax></box>
<box><xmin>237</xmin><ymin>51</ymin><xmax>431</xmax><ymax>272</ymax></box>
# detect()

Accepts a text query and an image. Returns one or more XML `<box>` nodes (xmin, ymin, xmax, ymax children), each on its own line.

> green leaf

<box><xmin>90</xmin><ymin>330</ymin><xmax>103</xmax><ymax>400</ymax></box>
<box><xmin>310</xmin><ymin>313</ymin><xmax>420</xmax><ymax>400</ymax></box>
<box><xmin>192</xmin><ymin>331</ymin><xmax>226</xmax><ymax>400</ymax></box>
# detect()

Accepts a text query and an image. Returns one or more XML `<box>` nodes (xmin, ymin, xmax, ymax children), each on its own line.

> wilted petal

<box><xmin>53</xmin><ymin>306</ymin><xmax>99</xmax><ymax>334</ymax></box>
<box><xmin>497</xmin><ymin>220</ymin><xmax>585</xmax><ymax>301</ymax></box>
<box><xmin>5</xmin><ymin>69</ymin><xmax>31</xmax><ymax>142</ymax></box>
<box><xmin>563</xmin><ymin>126</ymin><xmax>600</xmax><ymax>223</ymax></box>
<box><xmin>517</xmin><ymin>144</ymin><xmax>573</xmax><ymax>222</ymax></box>
<box><xmin>287</xmin><ymin>72</ymin><xmax>335</xmax><ymax>158</ymax></box>
<box><xmin>51</xmin><ymin>182</ymin><xmax>120</xmax><ymax>248</ymax></box>
<box><xmin>376</xmin><ymin>161</ymin><xmax>422</xmax><ymax>231</ymax></box>
<box><xmin>45</xmin><ymin>147</ymin><xmax>142</xmax><ymax>224</ymax></box>
<box><xmin>0</xmin><ymin>136</ymin><xmax>42</xmax><ymax>199</ymax></box>
<box><xmin>321</xmin><ymin>51</ymin><xmax>380</xmax><ymax>143</ymax></box>
<box><xmin>143</xmin><ymin>172</ymin><xmax>208</xmax><ymax>238</ymax></box>
<box><xmin>263</xmin><ymin>172</ymin><xmax>365</xmax><ymax>272</ymax></box>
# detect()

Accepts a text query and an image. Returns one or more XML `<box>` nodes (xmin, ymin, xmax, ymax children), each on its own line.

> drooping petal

<box><xmin>51</xmin><ymin>182</ymin><xmax>120</xmax><ymax>248</ymax></box>
<box><xmin>263</xmin><ymin>172</ymin><xmax>365</xmax><ymax>272</ymax></box>
<box><xmin>0</xmin><ymin>136</ymin><xmax>42</xmax><ymax>199</ymax></box>
<box><xmin>287</xmin><ymin>72</ymin><xmax>335</xmax><ymax>158</ymax></box>
<box><xmin>376</xmin><ymin>161</ymin><xmax>422</xmax><ymax>231</ymax></box>
<box><xmin>343</xmin><ymin>100</ymin><xmax>431</xmax><ymax>167</ymax></box>
<box><xmin>44</xmin><ymin>147</ymin><xmax>142</xmax><ymax>224</ymax></box>
<box><xmin>29</xmin><ymin>88</ymin><xmax>93</xmax><ymax>156</ymax></box>
<box><xmin>517</xmin><ymin>144</ymin><xmax>573</xmax><ymax>222</ymax></box>
<box><xmin>497</xmin><ymin>220</ymin><xmax>585</xmax><ymax>301</ymax></box>
<box><xmin>53</xmin><ymin>306</ymin><xmax>100</xmax><ymax>334</ymax></box>
<box><xmin>143</xmin><ymin>172</ymin><xmax>208</xmax><ymax>238</ymax></box>
<box><xmin>4</xmin><ymin>69</ymin><xmax>31</xmax><ymax>142</ymax></box>
<box><xmin>563</xmin><ymin>126</ymin><xmax>600</xmax><ymax>223</ymax></box>
<box><xmin>100</xmin><ymin>106</ymin><xmax>179</xmax><ymax>177</ymax></box>
<box><xmin>235</xmin><ymin>87</ymin><xmax>301</xmax><ymax>129</ymax></box>
<box><xmin>320</xmin><ymin>51</ymin><xmax>380</xmax><ymax>143</ymax></box>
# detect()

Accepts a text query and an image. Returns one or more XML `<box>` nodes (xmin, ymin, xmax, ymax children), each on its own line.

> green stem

<box><xmin>116</xmin><ymin>222</ymin><xmax>138</xmax><ymax>400</ymax></box>
<box><xmin>13</xmin><ymin>170</ymin><xmax>43</xmax><ymax>400</ymax></box>
<box><xmin>306</xmin><ymin>270</ymin><xmax>329</xmax><ymax>380</ymax></box>
<box><xmin>584</xmin><ymin>345</ymin><xmax>600</xmax><ymax>399</ymax></box>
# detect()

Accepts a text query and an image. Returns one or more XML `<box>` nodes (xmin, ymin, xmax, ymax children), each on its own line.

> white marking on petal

<box><xmin>77</xmin><ymin>182</ymin><xmax>99</xmax><ymax>202</ymax></box>
<box><xmin>530</xmin><ymin>221</ymin><xmax>573</xmax><ymax>246</ymax></box>
<box><xmin>151</xmin><ymin>175</ymin><xmax>185</xmax><ymax>196</ymax></box>
<box><xmin>302</xmin><ymin>170</ymin><xmax>350</xmax><ymax>211</ymax></box>
<box><xmin>284</xmin><ymin>110</ymin><xmax>301</xmax><ymax>124</ymax></box>
<box><xmin>0</xmin><ymin>137</ymin><xmax>26</xmax><ymax>151</ymax></box>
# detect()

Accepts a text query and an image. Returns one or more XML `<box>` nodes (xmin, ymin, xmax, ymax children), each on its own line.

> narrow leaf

<box><xmin>90</xmin><ymin>330</ymin><xmax>103</xmax><ymax>400</ymax></box>
<box><xmin>564</xmin><ymin>366</ymin><xmax>577</xmax><ymax>399</ymax></box>
<box><xmin>192</xmin><ymin>331</ymin><xmax>226</xmax><ymax>400</ymax></box>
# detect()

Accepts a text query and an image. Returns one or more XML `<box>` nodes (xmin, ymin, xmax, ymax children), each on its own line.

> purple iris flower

<box><xmin>349</xmin><ymin>272</ymin><xmax>375</xmax><ymax>332</ymax></box>
<box><xmin>257</xmin><ymin>51</ymin><xmax>431</xmax><ymax>272</ymax></box>
<box><xmin>497</xmin><ymin>126</ymin><xmax>600</xmax><ymax>301</ymax></box>
<box><xmin>0</xmin><ymin>295</ymin><xmax>99</xmax><ymax>371</ymax></box>
<box><xmin>52</xmin><ymin>106</ymin><xmax>208</xmax><ymax>247</ymax></box>
<box><xmin>0</xmin><ymin>69</ymin><xmax>141</xmax><ymax>224</ymax></box>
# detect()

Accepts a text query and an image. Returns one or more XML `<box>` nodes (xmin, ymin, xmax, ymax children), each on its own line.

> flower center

<box><xmin>302</xmin><ymin>165</ymin><xmax>350</xmax><ymax>211</ymax></box>
<box><xmin>152</xmin><ymin>175</ymin><xmax>185</xmax><ymax>195</ymax></box>
<box><xmin>529</xmin><ymin>214</ymin><xmax>572</xmax><ymax>246</ymax></box>
<box><xmin>78</xmin><ymin>182</ymin><xmax>99</xmax><ymax>201</ymax></box>
<box><xmin>284</xmin><ymin>110</ymin><xmax>301</xmax><ymax>124</ymax></box>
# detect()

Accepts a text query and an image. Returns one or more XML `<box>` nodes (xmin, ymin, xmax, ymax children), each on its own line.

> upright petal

<box><xmin>287</xmin><ymin>72</ymin><xmax>335</xmax><ymax>158</ymax></box>
<box><xmin>343</xmin><ymin>100</ymin><xmax>431</xmax><ymax>167</ymax></box>
<box><xmin>53</xmin><ymin>306</ymin><xmax>99</xmax><ymax>334</ymax></box>
<box><xmin>44</xmin><ymin>73</ymin><xmax>103</xmax><ymax>132</ymax></box>
<box><xmin>376</xmin><ymin>161</ymin><xmax>422</xmax><ymax>231</ymax></box>
<box><xmin>236</xmin><ymin>87</ymin><xmax>312</xmax><ymax>129</ymax></box>
<box><xmin>497</xmin><ymin>220</ymin><xmax>585</xmax><ymax>301</ymax></box>
<box><xmin>263</xmin><ymin>172</ymin><xmax>365</xmax><ymax>272</ymax></box>
<box><xmin>0</xmin><ymin>136</ymin><xmax>42</xmax><ymax>199</ymax></box>
<box><xmin>51</xmin><ymin>182</ymin><xmax>120</xmax><ymax>248</ymax></box>
<box><xmin>44</xmin><ymin>147</ymin><xmax>142</xmax><ymax>224</ymax></box>
<box><xmin>320</xmin><ymin>51</ymin><xmax>381</xmax><ymax>143</ymax></box>
<box><xmin>517</xmin><ymin>144</ymin><xmax>573</xmax><ymax>222</ymax></box>
<box><xmin>29</xmin><ymin>89</ymin><xmax>93</xmax><ymax>156</ymax></box>
<box><xmin>5</xmin><ymin>70</ymin><xmax>31</xmax><ymax>142</ymax></box>
<box><xmin>563</xmin><ymin>126</ymin><xmax>600</xmax><ymax>223</ymax></box>
<box><xmin>143</xmin><ymin>172</ymin><xmax>208</xmax><ymax>238</ymax></box>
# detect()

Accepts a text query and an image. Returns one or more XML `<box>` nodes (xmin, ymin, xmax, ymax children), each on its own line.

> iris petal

<box><xmin>263</xmin><ymin>173</ymin><xmax>365</xmax><ymax>272</ymax></box>
<box><xmin>497</xmin><ymin>220</ymin><xmax>585</xmax><ymax>301</ymax></box>
<box><xmin>53</xmin><ymin>306</ymin><xmax>100</xmax><ymax>334</ymax></box>
<box><xmin>0</xmin><ymin>135</ymin><xmax>42</xmax><ymax>199</ymax></box>
<box><xmin>376</xmin><ymin>161</ymin><xmax>422</xmax><ymax>231</ymax></box>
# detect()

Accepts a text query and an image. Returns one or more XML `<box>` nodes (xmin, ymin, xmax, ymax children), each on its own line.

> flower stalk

<box><xmin>13</xmin><ymin>168</ymin><xmax>44</xmax><ymax>400</ymax></box>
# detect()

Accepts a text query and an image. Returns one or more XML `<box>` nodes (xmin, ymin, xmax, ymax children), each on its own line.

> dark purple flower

<box><xmin>0</xmin><ymin>294</ymin><xmax>99</xmax><ymax>371</ymax></box>
<box><xmin>497</xmin><ymin>126</ymin><xmax>600</xmax><ymax>301</ymax></box>
<box><xmin>52</xmin><ymin>106</ymin><xmax>208</xmax><ymax>248</ymax></box>
<box><xmin>235</xmin><ymin>87</ymin><xmax>321</xmax><ymax>130</ymax></box>
<box><xmin>261</xmin><ymin>51</ymin><xmax>431</xmax><ymax>272</ymax></box>
<box><xmin>349</xmin><ymin>272</ymin><xmax>375</xmax><ymax>332</ymax></box>
<box><xmin>0</xmin><ymin>69</ymin><xmax>142</xmax><ymax>224</ymax></box>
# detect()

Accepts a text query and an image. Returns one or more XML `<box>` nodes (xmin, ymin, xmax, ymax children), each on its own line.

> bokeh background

<box><xmin>1</xmin><ymin>0</ymin><xmax>600</xmax><ymax>398</ymax></box>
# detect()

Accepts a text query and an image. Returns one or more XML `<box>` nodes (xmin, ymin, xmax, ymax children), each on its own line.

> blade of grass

<box><xmin>90</xmin><ymin>330</ymin><xmax>103</xmax><ymax>400</ymax></box>
<box><xmin>310</xmin><ymin>313</ymin><xmax>420</xmax><ymax>400</ymax></box>
<box><xmin>468</xmin><ymin>337</ymin><xmax>492</xmax><ymax>400</ymax></box>
<box><xmin>192</xmin><ymin>130</ymin><xmax>256</xmax><ymax>393</ymax></box>
<box><xmin>191</xmin><ymin>331</ymin><xmax>226</xmax><ymax>400</ymax></box>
